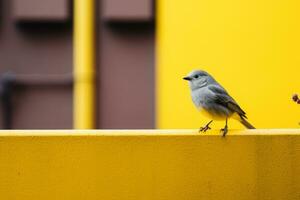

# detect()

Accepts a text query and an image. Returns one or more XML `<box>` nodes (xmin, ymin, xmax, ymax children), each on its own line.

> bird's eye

<box><xmin>194</xmin><ymin>75</ymin><xmax>199</xmax><ymax>78</ymax></box>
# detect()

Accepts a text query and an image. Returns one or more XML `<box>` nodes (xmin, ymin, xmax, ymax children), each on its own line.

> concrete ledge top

<box><xmin>0</xmin><ymin>129</ymin><xmax>300</xmax><ymax>136</ymax></box>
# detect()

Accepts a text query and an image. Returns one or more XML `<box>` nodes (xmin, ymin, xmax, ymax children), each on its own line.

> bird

<box><xmin>183</xmin><ymin>70</ymin><xmax>255</xmax><ymax>136</ymax></box>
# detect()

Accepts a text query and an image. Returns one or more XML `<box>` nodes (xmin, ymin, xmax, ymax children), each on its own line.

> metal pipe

<box><xmin>73</xmin><ymin>0</ymin><xmax>96</xmax><ymax>129</ymax></box>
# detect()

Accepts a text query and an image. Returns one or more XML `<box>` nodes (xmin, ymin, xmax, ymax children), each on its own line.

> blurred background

<box><xmin>0</xmin><ymin>0</ymin><xmax>154</xmax><ymax>129</ymax></box>
<box><xmin>0</xmin><ymin>0</ymin><xmax>300</xmax><ymax>129</ymax></box>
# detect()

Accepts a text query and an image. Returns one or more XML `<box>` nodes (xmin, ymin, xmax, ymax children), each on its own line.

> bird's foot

<box><xmin>199</xmin><ymin>125</ymin><xmax>211</xmax><ymax>133</ymax></box>
<box><xmin>198</xmin><ymin>120</ymin><xmax>213</xmax><ymax>133</ymax></box>
<box><xmin>220</xmin><ymin>126</ymin><xmax>228</xmax><ymax>137</ymax></box>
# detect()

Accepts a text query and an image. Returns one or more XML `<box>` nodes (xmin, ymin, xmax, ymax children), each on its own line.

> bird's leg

<box><xmin>220</xmin><ymin>118</ymin><xmax>228</xmax><ymax>137</ymax></box>
<box><xmin>199</xmin><ymin>120</ymin><xmax>213</xmax><ymax>133</ymax></box>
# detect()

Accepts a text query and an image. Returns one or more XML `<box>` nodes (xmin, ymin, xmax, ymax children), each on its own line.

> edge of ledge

<box><xmin>0</xmin><ymin>129</ymin><xmax>299</xmax><ymax>137</ymax></box>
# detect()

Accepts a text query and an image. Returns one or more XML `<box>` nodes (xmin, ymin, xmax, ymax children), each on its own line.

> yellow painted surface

<box><xmin>73</xmin><ymin>0</ymin><xmax>95</xmax><ymax>129</ymax></box>
<box><xmin>157</xmin><ymin>0</ymin><xmax>300</xmax><ymax>128</ymax></box>
<box><xmin>0</xmin><ymin>130</ymin><xmax>300</xmax><ymax>200</ymax></box>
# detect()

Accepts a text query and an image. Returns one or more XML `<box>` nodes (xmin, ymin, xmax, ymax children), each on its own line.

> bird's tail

<box><xmin>240</xmin><ymin>117</ymin><xmax>255</xmax><ymax>129</ymax></box>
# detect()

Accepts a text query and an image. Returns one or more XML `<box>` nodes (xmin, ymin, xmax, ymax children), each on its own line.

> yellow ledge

<box><xmin>0</xmin><ymin>130</ymin><xmax>299</xmax><ymax>200</ymax></box>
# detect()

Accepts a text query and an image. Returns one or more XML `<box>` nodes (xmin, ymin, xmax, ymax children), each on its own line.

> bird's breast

<box><xmin>197</xmin><ymin>106</ymin><xmax>227</xmax><ymax>120</ymax></box>
<box><xmin>192</xmin><ymin>89</ymin><xmax>232</xmax><ymax>120</ymax></box>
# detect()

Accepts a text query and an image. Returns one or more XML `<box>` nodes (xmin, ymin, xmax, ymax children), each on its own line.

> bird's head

<box><xmin>183</xmin><ymin>70</ymin><xmax>215</xmax><ymax>90</ymax></box>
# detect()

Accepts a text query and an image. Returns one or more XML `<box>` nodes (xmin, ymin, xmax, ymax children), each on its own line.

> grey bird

<box><xmin>183</xmin><ymin>70</ymin><xmax>255</xmax><ymax>136</ymax></box>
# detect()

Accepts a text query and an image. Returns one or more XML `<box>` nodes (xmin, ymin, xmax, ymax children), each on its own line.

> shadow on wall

<box><xmin>106</xmin><ymin>21</ymin><xmax>154</xmax><ymax>36</ymax></box>
<box><xmin>13</xmin><ymin>0</ymin><xmax>73</xmax><ymax>39</ymax></box>
<box><xmin>15</xmin><ymin>21</ymin><xmax>72</xmax><ymax>39</ymax></box>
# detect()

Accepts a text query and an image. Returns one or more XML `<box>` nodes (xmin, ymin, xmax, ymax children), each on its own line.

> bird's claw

<box><xmin>220</xmin><ymin>126</ymin><xmax>228</xmax><ymax>137</ymax></box>
<box><xmin>199</xmin><ymin>120</ymin><xmax>213</xmax><ymax>133</ymax></box>
<box><xmin>199</xmin><ymin>125</ymin><xmax>211</xmax><ymax>133</ymax></box>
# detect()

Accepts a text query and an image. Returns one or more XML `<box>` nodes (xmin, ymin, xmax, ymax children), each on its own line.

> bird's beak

<box><xmin>183</xmin><ymin>76</ymin><xmax>192</xmax><ymax>81</ymax></box>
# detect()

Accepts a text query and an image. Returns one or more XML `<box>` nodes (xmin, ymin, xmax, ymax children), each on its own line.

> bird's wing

<box><xmin>208</xmin><ymin>85</ymin><xmax>247</xmax><ymax>118</ymax></box>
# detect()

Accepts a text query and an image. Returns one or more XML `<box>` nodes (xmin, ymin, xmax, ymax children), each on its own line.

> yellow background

<box><xmin>157</xmin><ymin>0</ymin><xmax>300</xmax><ymax>129</ymax></box>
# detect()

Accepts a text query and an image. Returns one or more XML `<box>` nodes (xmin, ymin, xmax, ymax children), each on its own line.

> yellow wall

<box><xmin>157</xmin><ymin>0</ymin><xmax>300</xmax><ymax>128</ymax></box>
<box><xmin>0</xmin><ymin>130</ymin><xmax>300</xmax><ymax>200</ymax></box>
